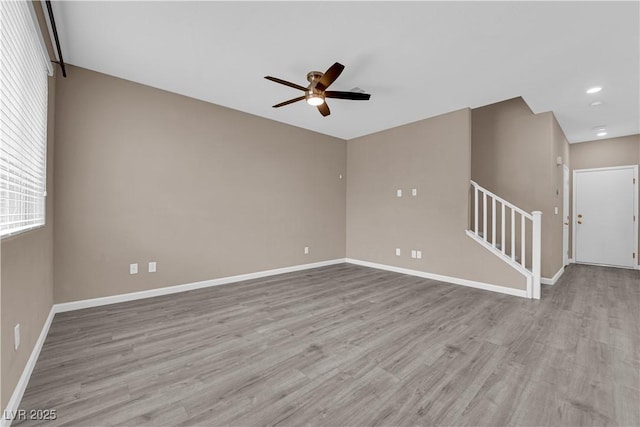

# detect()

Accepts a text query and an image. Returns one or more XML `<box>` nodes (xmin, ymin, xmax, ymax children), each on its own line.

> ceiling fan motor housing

<box><xmin>306</xmin><ymin>71</ymin><xmax>323</xmax><ymax>83</ymax></box>
<box><xmin>305</xmin><ymin>72</ymin><xmax>325</xmax><ymax>104</ymax></box>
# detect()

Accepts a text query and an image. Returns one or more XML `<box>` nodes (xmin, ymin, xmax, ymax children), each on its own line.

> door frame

<box><xmin>563</xmin><ymin>164</ymin><xmax>570</xmax><ymax>267</ymax></box>
<box><xmin>572</xmin><ymin>164</ymin><xmax>638</xmax><ymax>269</ymax></box>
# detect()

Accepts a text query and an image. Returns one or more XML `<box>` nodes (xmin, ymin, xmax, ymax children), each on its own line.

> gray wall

<box><xmin>346</xmin><ymin>108</ymin><xmax>527</xmax><ymax>290</ymax></box>
<box><xmin>53</xmin><ymin>66</ymin><xmax>347</xmax><ymax>303</ymax></box>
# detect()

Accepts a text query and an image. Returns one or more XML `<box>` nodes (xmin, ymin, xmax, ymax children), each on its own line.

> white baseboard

<box><xmin>3</xmin><ymin>255</ymin><xmax>527</xmax><ymax>424</ymax></box>
<box><xmin>572</xmin><ymin>260</ymin><xmax>640</xmax><ymax>271</ymax></box>
<box><xmin>568</xmin><ymin>258</ymin><xmax>575</xmax><ymax>263</ymax></box>
<box><xmin>541</xmin><ymin>266</ymin><xmax>565</xmax><ymax>286</ymax></box>
<box><xmin>55</xmin><ymin>258</ymin><xmax>346</xmax><ymax>313</ymax></box>
<box><xmin>1</xmin><ymin>307</ymin><xmax>55</xmax><ymax>427</ymax></box>
<box><xmin>2</xmin><ymin>258</ymin><xmax>345</xmax><ymax>424</ymax></box>
<box><xmin>344</xmin><ymin>258</ymin><xmax>528</xmax><ymax>298</ymax></box>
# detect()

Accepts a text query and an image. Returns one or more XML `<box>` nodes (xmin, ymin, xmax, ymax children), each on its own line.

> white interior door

<box><xmin>563</xmin><ymin>165</ymin><xmax>569</xmax><ymax>266</ymax></box>
<box><xmin>574</xmin><ymin>166</ymin><xmax>637</xmax><ymax>268</ymax></box>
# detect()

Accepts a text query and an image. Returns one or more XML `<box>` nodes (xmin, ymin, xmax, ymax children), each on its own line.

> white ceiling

<box><xmin>50</xmin><ymin>1</ymin><xmax>639</xmax><ymax>142</ymax></box>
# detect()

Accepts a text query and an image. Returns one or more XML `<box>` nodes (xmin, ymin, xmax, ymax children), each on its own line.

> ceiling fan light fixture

<box><xmin>306</xmin><ymin>94</ymin><xmax>325</xmax><ymax>106</ymax></box>
<box><xmin>265</xmin><ymin>62</ymin><xmax>370</xmax><ymax>117</ymax></box>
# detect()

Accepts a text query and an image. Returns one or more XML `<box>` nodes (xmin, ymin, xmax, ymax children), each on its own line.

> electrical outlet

<box><xmin>411</xmin><ymin>250</ymin><xmax>417</xmax><ymax>259</ymax></box>
<box><xmin>130</xmin><ymin>263</ymin><xmax>138</xmax><ymax>275</ymax></box>
<box><xmin>396</xmin><ymin>189</ymin><xmax>402</xmax><ymax>197</ymax></box>
<box><xmin>148</xmin><ymin>262</ymin><xmax>157</xmax><ymax>273</ymax></box>
<box><xmin>304</xmin><ymin>246</ymin><xmax>309</xmax><ymax>254</ymax></box>
<box><xmin>395</xmin><ymin>248</ymin><xmax>401</xmax><ymax>256</ymax></box>
<box><xmin>416</xmin><ymin>250</ymin><xmax>422</xmax><ymax>259</ymax></box>
<box><xmin>14</xmin><ymin>324</ymin><xmax>20</xmax><ymax>351</ymax></box>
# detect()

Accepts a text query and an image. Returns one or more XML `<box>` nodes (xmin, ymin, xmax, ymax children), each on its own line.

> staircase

<box><xmin>466</xmin><ymin>180</ymin><xmax>542</xmax><ymax>299</ymax></box>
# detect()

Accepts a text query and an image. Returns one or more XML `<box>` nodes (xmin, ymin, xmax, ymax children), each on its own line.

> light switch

<box><xmin>396</xmin><ymin>189</ymin><xmax>402</xmax><ymax>197</ymax></box>
<box><xmin>416</xmin><ymin>250</ymin><xmax>422</xmax><ymax>259</ymax></box>
<box><xmin>395</xmin><ymin>248</ymin><xmax>401</xmax><ymax>256</ymax></box>
<box><xmin>148</xmin><ymin>262</ymin><xmax>157</xmax><ymax>273</ymax></box>
<box><xmin>130</xmin><ymin>263</ymin><xmax>138</xmax><ymax>275</ymax></box>
<box><xmin>411</xmin><ymin>250</ymin><xmax>417</xmax><ymax>259</ymax></box>
<box><xmin>412</xmin><ymin>188</ymin><xmax>417</xmax><ymax>196</ymax></box>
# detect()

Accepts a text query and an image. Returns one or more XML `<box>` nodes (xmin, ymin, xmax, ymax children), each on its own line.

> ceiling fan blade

<box><xmin>325</xmin><ymin>91</ymin><xmax>371</xmax><ymax>101</ymax></box>
<box><xmin>272</xmin><ymin>96</ymin><xmax>306</xmax><ymax>108</ymax></box>
<box><xmin>317</xmin><ymin>102</ymin><xmax>330</xmax><ymax>117</ymax></box>
<box><xmin>316</xmin><ymin>62</ymin><xmax>345</xmax><ymax>91</ymax></box>
<box><xmin>264</xmin><ymin>76</ymin><xmax>307</xmax><ymax>92</ymax></box>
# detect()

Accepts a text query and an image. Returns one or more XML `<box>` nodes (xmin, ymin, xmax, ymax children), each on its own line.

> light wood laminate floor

<box><xmin>16</xmin><ymin>263</ymin><xmax>640</xmax><ymax>426</ymax></box>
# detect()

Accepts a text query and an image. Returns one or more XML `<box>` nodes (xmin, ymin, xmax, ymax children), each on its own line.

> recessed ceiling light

<box><xmin>590</xmin><ymin>101</ymin><xmax>603</xmax><ymax>107</ymax></box>
<box><xmin>593</xmin><ymin>125</ymin><xmax>606</xmax><ymax>131</ymax></box>
<box><xmin>586</xmin><ymin>86</ymin><xmax>602</xmax><ymax>94</ymax></box>
<box><xmin>597</xmin><ymin>131</ymin><xmax>608</xmax><ymax>137</ymax></box>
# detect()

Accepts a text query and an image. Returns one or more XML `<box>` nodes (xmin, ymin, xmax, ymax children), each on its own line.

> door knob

<box><xmin>564</xmin><ymin>222</ymin><xmax>569</xmax><ymax>225</ymax></box>
<box><xmin>578</xmin><ymin>220</ymin><xmax>582</xmax><ymax>224</ymax></box>
<box><xmin>578</xmin><ymin>214</ymin><xmax>583</xmax><ymax>218</ymax></box>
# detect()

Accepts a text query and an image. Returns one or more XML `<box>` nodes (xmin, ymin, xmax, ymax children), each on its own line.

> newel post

<box><xmin>531</xmin><ymin>211</ymin><xmax>543</xmax><ymax>300</ymax></box>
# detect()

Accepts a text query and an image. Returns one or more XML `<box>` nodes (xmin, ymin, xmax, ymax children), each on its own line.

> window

<box><xmin>0</xmin><ymin>0</ymin><xmax>53</xmax><ymax>237</ymax></box>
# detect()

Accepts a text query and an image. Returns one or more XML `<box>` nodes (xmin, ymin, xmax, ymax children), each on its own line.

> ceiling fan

<box><xmin>264</xmin><ymin>62</ymin><xmax>371</xmax><ymax>117</ymax></box>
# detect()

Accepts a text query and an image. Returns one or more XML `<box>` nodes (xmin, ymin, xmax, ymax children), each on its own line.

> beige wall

<box><xmin>0</xmin><ymin>2</ymin><xmax>56</xmax><ymax>410</ymax></box>
<box><xmin>571</xmin><ymin>134</ymin><xmax>639</xmax><ymax>169</ymax></box>
<box><xmin>551</xmin><ymin>115</ymin><xmax>570</xmax><ymax>271</ymax></box>
<box><xmin>53</xmin><ymin>66</ymin><xmax>346</xmax><ymax>303</ymax></box>
<box><xmin>346</xmin><ymin>108</ymin><xmax>527</xmax><ymax>290</ymax></box>
<box><xmin>471</xmin><ymin>97</ymin><xmax>568</xmax><ymax>279</ymax></box>
<box><xmin>569</xmin><ymin>134</ymin><xmax>640</xmax><ymax>264</ymax></box>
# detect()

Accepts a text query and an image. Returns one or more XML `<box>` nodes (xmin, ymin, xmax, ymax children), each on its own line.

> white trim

<box><xmin>1</xmin><ymin>307</ymin><xmax>55</xmax><ymax>427</ymax></box>
<box><xmin>541</xmin><ymin>266</ymin><xmax>565</xmax><ymax>285</ymax></box>
<box><xmin>569</xmin><ymin>169</ymin><xmax>578</xmax><ymax>262</ymax></box>
<box><xmin>563</xmin><ymin>164</ymin><xmax>570</xmax><ymax>268</ymax></box>
<box><xmin>52</xmin><ymin>257</ymin><xmax>533</xmax><ymax>312</ymax></box>
<box><xmin>470</xmin><ymin>180</ymin><xmax>532</xmax><ymax>219</ymax></box>
<box><xmin>569</xmin><ymin>258</ymin><xmax>575</xmax><ymax>263</ymax></box>
<box><xmin>531</xmin><ymin>211</ymin><xmax>542</xmax><ymax>299</ymax></box>
<box><xmin>55</xmin><ymin>259</ymin><xmax>345</xmax><ymax>313</ymax></box>
<box><xmin>1</xmin><ymin>256</ymin><xmax>532</xmax><ymax>423</ymax></box>
<box><xmin>344</xmin><ymin>258</ymin><xmax>528</xmax><ymax>298</ymax></box>
<box><xmin>2</xmin><ymin>259</ymin><xmax>345</xmax><ymax>423</ymax></box>
<box><xmin>572</xmin><ymin>260</ymin><xmax>639</xmax><ymax>271</ymax></box>
<box><xmin>573</xmin><ymin>165</ymin><xmax>638</xmax><ymax>269</ymax></box>
<box><xmin>573</xmin><ymin>165</ymin><xmax>639</xmax><ymax>174</ymax></box>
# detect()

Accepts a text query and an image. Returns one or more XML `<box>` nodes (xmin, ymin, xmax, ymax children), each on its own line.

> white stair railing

<box><xmin>467</xmin><ymin>180</ymin><xmax>542</xmax><ymax>299</ymax></box>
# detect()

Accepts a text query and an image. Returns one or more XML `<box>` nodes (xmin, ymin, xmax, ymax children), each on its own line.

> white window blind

<box><xmin>0</xmin><ymin>0</ymin><xmax>53</xmax><ymax>237</ymax></box>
